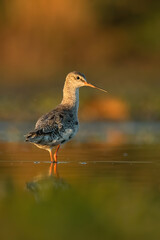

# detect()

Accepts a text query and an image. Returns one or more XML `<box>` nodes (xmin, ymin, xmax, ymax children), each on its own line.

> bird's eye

<box><xmin>76</xmin><ymin>76</ymin><xmax>80</xmax><ymax>80</ymax></box>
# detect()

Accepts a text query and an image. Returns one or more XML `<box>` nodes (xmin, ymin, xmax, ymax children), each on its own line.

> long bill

<box><xmin>84</xmin><ymin>82</ymin><xmax>108</xmax><ymax>93</ymax></box>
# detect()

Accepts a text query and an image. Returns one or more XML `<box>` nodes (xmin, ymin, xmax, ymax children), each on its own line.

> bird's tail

<box><xmin>25</xmin><ymin>130</ymin><xmax>41</xmax><ymax>142</ymax></box>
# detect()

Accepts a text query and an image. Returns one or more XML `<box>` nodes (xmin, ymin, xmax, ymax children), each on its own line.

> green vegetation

<box><xmin>1</xmin><ymin>177</ymin><xmax>160</xmax><ymax>240</ymax></box>
<box><xmin>0</xmin><ymin>66</ymin><xmax>160</xmax><ymax>121</ymax></box>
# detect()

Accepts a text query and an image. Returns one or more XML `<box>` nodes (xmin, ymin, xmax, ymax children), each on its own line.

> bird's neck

<box><xmin>61</xmin><ymin>83</ymin><xmax>79</xmax><ymax>113</ymax></box>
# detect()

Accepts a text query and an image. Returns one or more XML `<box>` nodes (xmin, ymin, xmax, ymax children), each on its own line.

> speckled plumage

<box><xmin>25</xmin><ymin>71</ymin><xmax>84</xmax><ymax>151</ymax></box>
<box><xmin>26</xmin><ymin>105</ymin><xmax>79</xmax><ymax>150</ymax></box>
<box><xmin>25</xmin><ymin>71</ymin><xmax>107</xmax><ymax>162</ymax></box>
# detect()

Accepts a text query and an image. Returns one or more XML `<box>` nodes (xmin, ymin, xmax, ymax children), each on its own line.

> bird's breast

<box><xmin>60</xmin><ymin>123</ymin><xmax>79</xmax><ymax>143</ymax></box>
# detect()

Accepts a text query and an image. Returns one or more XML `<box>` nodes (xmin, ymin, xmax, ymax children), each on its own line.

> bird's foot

<box><xmin>51</xmin><ymin>161</ymin><xmax>58</xmax><ymax>164</ymax></box>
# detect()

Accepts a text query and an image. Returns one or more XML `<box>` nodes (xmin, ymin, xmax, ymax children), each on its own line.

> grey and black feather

<box><xmin>25</xmin><ymin>105</ymin><xmax>78</xmax><ymax>146</ymax></box>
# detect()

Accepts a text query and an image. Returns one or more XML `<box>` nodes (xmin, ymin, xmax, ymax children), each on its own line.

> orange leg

<box><xmin>49</xmin><ymin>148</ymin><xmax>54</xmax><ymax>162</ymax></box>
<box><xmin>53</xmin><ymin>144</ymin><xmax>60</xmax><ymax>163</ymax></box>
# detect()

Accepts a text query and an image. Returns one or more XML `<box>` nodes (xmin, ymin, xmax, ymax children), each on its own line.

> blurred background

<box><xmin>1</xmin><ymin>3</ymin><xmax>160</xmax><ymax>240</ymax></box>
<box><xmin>0</xmin><ymin>0</ymin><xmax>160</xmax><ymax>122</ymax></box>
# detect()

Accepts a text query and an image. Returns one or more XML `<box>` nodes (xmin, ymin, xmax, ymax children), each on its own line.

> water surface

<box><xmin>0</xmin><ymin>122</ymin><xmax>160</xmax><ymax>240</ymax></box>
<box><xmin>0</xmin><ymin>142</ymin><xmax>160</xmax><ymax>188</ymax></box>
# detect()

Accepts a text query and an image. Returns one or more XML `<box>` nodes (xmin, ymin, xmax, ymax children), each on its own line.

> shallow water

<box><xmin>0</xmin><ymin>122</ymin><xmax>160</xmax><ymax>240</ymax></box>
<box><xmin>0</xmin><ymin>142</ymin><xmax>160</xmax><ymax>188</ymax></box>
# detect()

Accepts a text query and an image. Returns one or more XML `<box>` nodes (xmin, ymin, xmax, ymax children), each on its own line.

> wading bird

<box><xmin>25</xmin><ymin>71</ymin><xmax>107</xmax><ymax>162</ymax></box>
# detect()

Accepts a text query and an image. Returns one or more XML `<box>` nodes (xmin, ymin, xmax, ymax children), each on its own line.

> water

<box><xmin>0</xmin><ymin>142</ymin><xmax>160</xmax><ymax>190</ymax></box>
<box><xmin>0</xmin><ymin>122</ymin><xmax>160</xmax><ymax>240</ymax></box>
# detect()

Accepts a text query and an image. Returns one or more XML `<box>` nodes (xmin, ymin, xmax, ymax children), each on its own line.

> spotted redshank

<box><xmin>25</xmin><ymin>71</ymin><xmax>107</xmax><ymax>162</ymax></box>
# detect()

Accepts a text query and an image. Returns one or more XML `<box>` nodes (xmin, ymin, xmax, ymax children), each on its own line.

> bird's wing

<box><xmin>25</xmin><ymin>109</ymin><xmax>64</xmax><ymax>143</ymax></box>
<box><xmin>35</xmin><ymin>108</ymin><xmax>64</xmax><ymax>134</ymax></box>
<box><xmin>25</xmin><ymin>106</ymin><xmax>75</xmax><ymax>143</ymax></box>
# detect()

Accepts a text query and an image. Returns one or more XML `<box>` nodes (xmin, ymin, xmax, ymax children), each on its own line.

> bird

<box><xmin>25</xmin><ymin>71</ymin><xmax>107</xmax><ymax>163</ymax></box>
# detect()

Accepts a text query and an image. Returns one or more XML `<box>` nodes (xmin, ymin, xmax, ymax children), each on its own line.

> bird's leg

<box><xmin>48</xmin><ymin>148</ymin><xmax>54</xmax><ymax>163</ymax></box>
<box><xmin>53</xmin><ymin>144</ymin><xmax>60</xmax><ymax>163</ymax></box>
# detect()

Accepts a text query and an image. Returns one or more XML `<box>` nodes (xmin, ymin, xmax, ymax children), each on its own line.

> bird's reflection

<box><xmin>49</xmin><ymin>162</ymin><xmax>59</xmax><ymax>177</ymax></box>
<box><xmin>26</xmin><ymin>163</ymin><xmax>69</xmax><ymax>201</ymax></box>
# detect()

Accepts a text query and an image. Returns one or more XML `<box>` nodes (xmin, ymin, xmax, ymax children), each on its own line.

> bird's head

<box><xmin>66</xmin><ymin>71</ymin><xmax>108</xmax><ymax>93</ymax></box>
